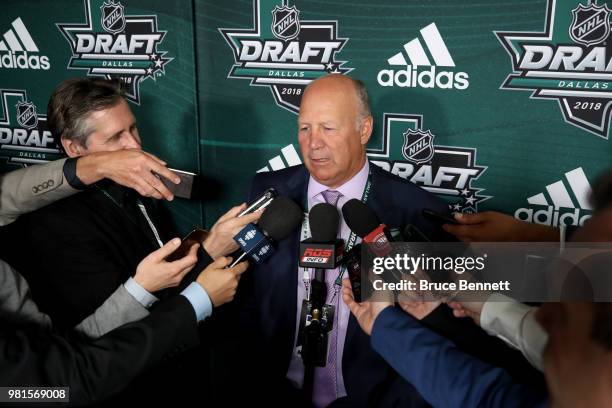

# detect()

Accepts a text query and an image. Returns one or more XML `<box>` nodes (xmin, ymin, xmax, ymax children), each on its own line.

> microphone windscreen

<box><xmin>342</xmin><ymin>199</ymin><xmax>379</xmax><ymax>238</ymax></box>
<box><xmin>309</xmin><ymin>203</ymin><xmax>339</xmax><ymax>242</ymax></box>
<box><xmin>259</xmin><ymin>196</ymin><xmax>303</xmax><ymax>241</ymax></box>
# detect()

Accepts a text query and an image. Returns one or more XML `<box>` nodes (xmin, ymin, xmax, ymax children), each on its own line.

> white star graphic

<box><xmin>326</xmin><ymin>63</ymin><xmax>334</xmax><ymax>70</ymax></box>
<box><xmin>155</xmin><ymin>59</ymin><xmax>163</xmax><ymax>68</ymax></box>
<box><xmin>465</xmin><ymin>196</ymin><xmax>476</xmax><ymax>205</ymax></box>
<box><xmin>453</xmin><ymin>203</ymin><xmax>462</xmax><ymax>211</ymax></box>
<box><xmin>150</xmin><ymin>53</ymin><xmax>157</xmax><ymax>60</ymax></box>
<box><xmin>461</xmin><ymin>188</ymin><xmax>470</xmax><ymax>196</ymax></box>
<box><xmin>146</xmin><ymin>67</ymin><xmax>153</xmax><ymax>75</ymax></box>
<box><xmin>332</xmin><ymin>68</ymin><xmax>341</xmax><ymax>74</ymax></box>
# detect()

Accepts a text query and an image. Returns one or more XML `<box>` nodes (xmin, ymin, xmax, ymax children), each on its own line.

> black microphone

<box><xmin>299</xmin><ymin>203</ymin><xmax>344</xmax><ymax>272</ymax></box>
<box><xmin>230</xmin><ymin>196</ymin><xmax>303</xmax><ymax>267</ymax></box>
<box><xmin>342</xmin><ymin>199</ymin><xmax>394</xmax><ymax>257</ymax></box>
<box><xmin>299</xmin><ymin>203</ymin><xmax>343</xmax><ymax>308</ymax></box>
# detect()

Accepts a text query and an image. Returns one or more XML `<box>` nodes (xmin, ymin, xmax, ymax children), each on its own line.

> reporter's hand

<box><xmin>341</xmin><ymin>278</ymin><xmax>393</xmax><ymax>336</ymax></box>
<box><xmin>442</xmin><ymin>211</ymin><xmax>559</xmax><ymax>242</ymax></box>
<box><xmin>196</xmin><ymin>257</ymin><xmax>248</xmax><ymax>307</ymax></box>
<box><xmin>134</xmin><ymin>238</ymin><xmax>198</xmax><ymax>292</ymax></box>
<box><xmin>447</xmin><ymin>300</ymin><xmax>484</xmax><ymax>326</ymax></box>
<box><xmin>76</xmin><ymin>149</ymin><xmax>180</xmax><ymax>201</ymax></box>
<box><xmin>202</xmin><ymin>203</ymin><xmax>262</xmax><ymax>259</ymax></box>
<box><xmin>398</xmin><ymin>299</ymin><xmax>442</xmax><ymax>320</ymax></box>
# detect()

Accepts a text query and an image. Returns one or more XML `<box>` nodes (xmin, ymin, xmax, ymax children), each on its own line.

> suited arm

<box><xmin>1</xmin><ymin>295</ymin><xmax>199</xmax><ymax>405</ymax></box>
<box><xmin>0</xmin><ymin>257</ymin><xmax>152</xmax><ymax>340</ymax></box>
<box><xmin>0</xmin><ymin>158</ymin><xmax>77</xmax><ymax>226</ymax></box>
<box><xmin>370</xmin><ymin>307</ymin><xmax>547</xmax><ymax>408</ymax></box>
<box><xmin>0</xmin><ymin>260</ymin><xmax>53</xmax><ymax>329</ymax></box>
<box><xmin>74</xmin><ymin>283</ymin><xmax>150</xmax><ymax>338</ymax></box>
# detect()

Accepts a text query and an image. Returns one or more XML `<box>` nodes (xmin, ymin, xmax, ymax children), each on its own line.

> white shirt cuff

<box><xmin>481</xmin><ymin>293</ymin><xmax>546</xmax><ymax>371</ymax></box>
<box><xmin>124</xmin><ymin>277</ymin><xmax>159</xmax><ymax>309</ymax></box>
<box><xmin>180</xmin><ymin>282</ymin><xmax>213</xmax><ymax>322</ymax></box>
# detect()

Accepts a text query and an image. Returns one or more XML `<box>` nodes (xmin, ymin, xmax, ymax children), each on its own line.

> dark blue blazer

<box><xmin>238</xmin><ymin>162</ymin><xmax>452</xmax><ymax>407</ymax></box>
<box><xmin>371</xmin><ymin>307</ymin><xmax>548</xmax><ymax>408</ymax></box>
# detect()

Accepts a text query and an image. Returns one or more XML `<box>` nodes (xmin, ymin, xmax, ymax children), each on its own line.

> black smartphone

<box><xmin>160</xmin><ymin>168</ymin><xmax>196</xmax><ymax>199</ymax></box>
<box><xmin>166</xmin><ymin>228</ymin><xmax>208</xmax><ymax>262</ymax></box>
<box><xmin>422</xmin><ymin>209</ymin><xmax>459</xmax><ymax>225</ymax></box>
<box><xmin>239</xmin><ymin>188</ymin><xmax>278</xmax><ymax>217</ymax></box>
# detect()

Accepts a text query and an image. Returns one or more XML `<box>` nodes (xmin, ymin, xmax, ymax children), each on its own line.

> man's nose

<box><xmin>309</xmin><ymin>127</ymin><xmax>325</xmax><ymax>150</ymax></box>
<box><xmin>122</xmin><ymin>133</ymin><xmax>141</xmax><ymax>149</ymax></box>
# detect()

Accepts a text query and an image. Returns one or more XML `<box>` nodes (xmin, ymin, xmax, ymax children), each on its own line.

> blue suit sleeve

<box><xmin>370</xmin><ymin>307</ymin><xmax>547</xmax><ymax>408</ymax></box>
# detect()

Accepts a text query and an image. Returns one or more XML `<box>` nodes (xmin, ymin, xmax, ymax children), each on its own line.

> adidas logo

<box><xmin>514</xmin><ymin>167</ymin><xmax>593</xmax><ymax>227</ymax></box>
<box><xmin>257</xmin><ymin>144</ymin><xmax>302</xmax><ymax>173</ymax></box>
<box><xmin>0</xmin><ymin>18</ymin><xmax>50</xmax><ymax>70</ymax></box>
<box><xmin>377</xmin><ymin>23</ymin><xmax>468</xmax><ymax>90</ymax></box>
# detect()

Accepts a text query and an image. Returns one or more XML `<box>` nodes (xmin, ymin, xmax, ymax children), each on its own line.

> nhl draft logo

<box><xmin>220</xmin><ymin>0</ymin><xmax>352</xmax><ymax>114</ymax></box>
<box><xmin>271</xmin><ymin>5</ymin><xmax>300</xmax><ymax>40</ymax></box>
<box><xmin>0</xmin><ymin>90</ymin><xmax>61</xmax><ymax>165</ymax></box>
<box><xmin>497</xmin><ymin>0</ymin><xmax>612</xmax><ymax>138</ymax></box>
<box><xmin>402</xmin><ymin>129</ymin><xmax>434</xmax><ymax>164</ymax></box>
<box><xmin>16</xmin><ymin>101</ymin><xmax>37</xmax><ymax>129</ymax></box>
<box><xmin>57</xmin><ymin>0</ymin><xmax>172</xmax><ymax>104</ymax></box>
<box><xmin>569</xmin><ymin>1</ymin><xmax>611</xmax><ymax>46</ymax></box>
<box><xmin>100</xmin><ymin>0</ymin><xmax>126</xmax><ymax>34</ymax></box>
<box><xmin>368</xmin><ymin>113</ymin><xmax>490</xmax><ymax>213</ymax></box>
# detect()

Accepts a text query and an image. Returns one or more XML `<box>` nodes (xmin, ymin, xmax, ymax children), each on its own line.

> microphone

<box><xmin>299</xmin><ymin>203</ymin><xmax>343</xmax><ymax>307</ymax></box>
<box><xmin>299</xmin><ymin>203</ymin><xmax>344</xmax><ymax>272</ymax></box>
<box><xmin>341</xmin><ymin>199</ymin><xmax>393</xmax><ymax>257</ymax></box>
<box><xmin>230</xmin><ymin>196</ymin><xmax>303</xmax><ymax>267</ymax></box>
<box><xmin>342</xmin><ymin>199</ymin><xmax>407</xmax><ymax>290</ymax></box>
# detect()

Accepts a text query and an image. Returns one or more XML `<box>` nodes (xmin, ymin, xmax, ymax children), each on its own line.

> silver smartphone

<box><xmin>238</xmin><ymin>188</ymin><xmax>278</xmax><ymax>217</ymax></box>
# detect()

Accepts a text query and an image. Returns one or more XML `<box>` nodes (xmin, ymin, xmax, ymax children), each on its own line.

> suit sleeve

<box><xmin>0</xmin><ymin>295</ymin><xmax>199</xmax><ymax>405</ymax></box>
<box><xmin>370</xmin><ymin>307</ymin><xmax>547</xmax><ymax>408</ymax></box>
<box><xmin>0</xmin><ymin>260</ymin><xmax>52</xmax><ymax>329</ymax></box>
<box><xmin>0</xmin><ymin>158</ymin><xmax>78</xmax><ymax>226</ymax></box>
<box><xmin>73</xmin><ymin>284</ymin><xmax>150</xmax><ymax>338</ymax></box>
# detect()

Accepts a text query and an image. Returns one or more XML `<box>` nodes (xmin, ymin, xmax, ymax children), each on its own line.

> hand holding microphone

<box><xmin>230</xmin><ymin>196</ymin><xmax>303</xmax><ymax>267</ymax></box>
<box><xmin>196</xmin><ymin>256</ymin><xmax>249</xmax><ymax>307</ymax></box>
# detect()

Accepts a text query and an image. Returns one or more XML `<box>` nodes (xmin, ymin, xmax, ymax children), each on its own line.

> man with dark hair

<box><xmin>0</xmin><ymin>156</ymin><xmax>250</xmax><ymax>405</ymax></box>
<box><xmin>4</xmin><ymin>77</ymin><xmax>254</xmax><ymax>328</ymax></box>
<box><xmin>1</xmin><ymin>77</ymin><xmax>256</xmax><ymax>405</ymax></box>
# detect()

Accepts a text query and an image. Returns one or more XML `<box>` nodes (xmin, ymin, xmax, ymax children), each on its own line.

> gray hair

<box><xmin>352</xmin><ymin>78</ymin><xmax>372</xmax><ymax>131</ymax></box>
<box><xmin>47</xmin><ymin>77</ymin><xmax>124</xmax><ymax>148</ymax></box>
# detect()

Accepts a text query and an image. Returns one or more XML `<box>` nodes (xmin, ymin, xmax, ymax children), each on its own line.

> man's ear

<box><xmin>61</xmin><ymin>136</ymin><xmax>84</xmax><ymax>158</ymax></box>
<box><xmin>360</xmin><ymin>115</ymin><xmax>373</xmax><ymax>146</ymax></box>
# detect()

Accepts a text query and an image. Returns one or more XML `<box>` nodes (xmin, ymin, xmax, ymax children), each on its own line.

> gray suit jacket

<box><xmin>0</xmin><ymin>158</ymin><xmax>150</xmax><ymax>337</ymax></box>
<box><xmin>0</xmin><ymin>158</ymin><xmax>76</xmax><ymax>226</ymax></box>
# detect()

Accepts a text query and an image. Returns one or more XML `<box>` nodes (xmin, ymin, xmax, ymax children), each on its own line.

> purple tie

<box><xmin>312</xmin><ymin>189</ymin><xmax>342</xmax><ymax>407</ymax></box>
<box><xmin>321</xmin><ymin>189</ymin><xmax>342</xmax><ymax>208</ymax></box>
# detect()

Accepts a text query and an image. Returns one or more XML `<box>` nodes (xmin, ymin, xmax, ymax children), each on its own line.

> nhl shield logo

<box><xmin>16</xmin><ymin>101</ymin><xmax>38</xmax><ymax>130</ymax></box>
<box><xmin>402</xmin><ymin>129</ymin><xmax>435</xmax><ymax>164</ymax></box>
<box><xmin>570</xmin><ymin>2</ymin><xmax>611</xmax><ymax>46</ymax></box>
<box><xmin>101</xmin><ymin>0</ymin><xmax>126</xmax><ymax>34</ymax></box>
<box><xmin>271</xmin><ymin>5</ymin><xmax>300</xmax><ymax>40</ymax></box>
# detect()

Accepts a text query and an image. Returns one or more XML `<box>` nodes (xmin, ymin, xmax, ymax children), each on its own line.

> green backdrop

<box><xmin>2</xmin><ymin>0</ymin><xmax>611</xmax><ymax>233</ymax></box>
